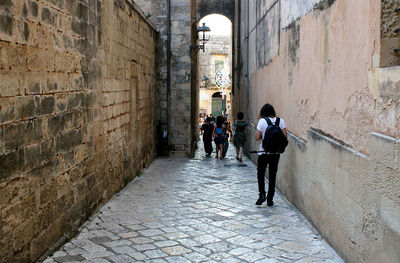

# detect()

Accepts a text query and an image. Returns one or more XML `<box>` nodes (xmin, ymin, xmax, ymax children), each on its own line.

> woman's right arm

<box><xmin>282</xmin><ymin>128</ymin><xmax>287</xmax><ymax>138</ymax></box>
<box><xmin>256</xmin><ymin>131</ymin><xmax>262</xmax><ymax>141</ymax></box>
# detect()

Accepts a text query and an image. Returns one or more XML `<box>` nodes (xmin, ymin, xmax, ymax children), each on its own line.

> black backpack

<box><xmin>262</xmin><ymin>117</ymin><xmax>288</xmax><ymax>153</ymax></box>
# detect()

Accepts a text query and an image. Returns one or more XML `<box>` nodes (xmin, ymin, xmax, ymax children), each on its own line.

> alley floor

<box><xmin>43</xmin><ymin>140</ymin><xmax>343</xmax><ymax>263</ymax></box>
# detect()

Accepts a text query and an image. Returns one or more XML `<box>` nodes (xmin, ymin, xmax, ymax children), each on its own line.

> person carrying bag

<box><xmin>255</xmin><ymin>103</ymin><xmax>288</xmax><ymax>206</ymax></box>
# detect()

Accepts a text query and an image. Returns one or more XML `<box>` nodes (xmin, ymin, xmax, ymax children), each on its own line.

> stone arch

<box><xmin>196</xmin><ymin>0</ymin><xmax>234</xmax><ymax>22</ymax></box>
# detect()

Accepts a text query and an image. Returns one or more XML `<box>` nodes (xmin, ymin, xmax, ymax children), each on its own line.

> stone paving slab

<box><xmin>44</xmin><ymin>141</ymin><xmax>343</xmax><ymax>263</ymax></box>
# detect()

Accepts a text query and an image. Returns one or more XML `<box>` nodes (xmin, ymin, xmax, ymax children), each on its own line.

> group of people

<box><xmin>200</xmin><ymin>103</ymin><xmax>288</xmax><ymax>208</ymax></box>
<box><xmin>200</xmin><ymin>112</ymin><xmax>247</xmax><ymax>161</ymax></box>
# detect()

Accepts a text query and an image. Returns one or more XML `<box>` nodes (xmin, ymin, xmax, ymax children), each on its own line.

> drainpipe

<box><xmin>167</xmin><ymin>0</ymin><xmax>171</xmax><ymax>96</ymax></box>
<box><xmin>165</xmin><ymin>0</ymin><xmax>171</xmax><ymax>152</ymax></box>
<box><xmin>246</xmin><ymin>0</ymin><xmax>250</xmax><ymax>121</ymax></box>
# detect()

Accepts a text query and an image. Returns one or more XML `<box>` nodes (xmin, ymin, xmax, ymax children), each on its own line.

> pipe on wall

<box><xmin>166</xmin><ymin>0</ymin><xmax>171</xmax><ymax>147</ymax></box>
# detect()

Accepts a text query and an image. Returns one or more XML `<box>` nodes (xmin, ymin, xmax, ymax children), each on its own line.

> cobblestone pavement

<box><xmin>44</xmin><ymin>140</ymin><xmax>343</xmax><ymax>263</ymax></box>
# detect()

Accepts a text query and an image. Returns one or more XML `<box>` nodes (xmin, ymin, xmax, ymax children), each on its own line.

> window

<box><xmin>215</xmin><ymin>60</ymin><xmax>224</xmax><ymax>73</ymax></box>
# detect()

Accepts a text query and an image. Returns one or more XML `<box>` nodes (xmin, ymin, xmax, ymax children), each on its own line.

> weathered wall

<box><xmin>130</xmin><ymin>0</ymin><xmax>169</xmax><ymax>154</ymax></box>
<box><xmin>0</xmin><ymin>0</ymin><xmax>157</xmax><ymax>262</ymax></box>
<box><xmin>234</xmin><ymin>0</ymin><xmax>400</xmax><ymax>262</ymax></box>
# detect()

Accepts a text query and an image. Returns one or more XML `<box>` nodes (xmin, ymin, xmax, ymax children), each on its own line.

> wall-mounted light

<box><xmin>190</xmin><ymin>23</ymin><xmax>211</xmax><ymax>55</ymax></box>
<box><xmin>201</xmin><ymin>75</ymin><xmax>210</xmax><ymax>86</ymax></box>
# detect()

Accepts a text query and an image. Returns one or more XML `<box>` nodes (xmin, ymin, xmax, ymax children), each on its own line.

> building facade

<box><xmin>199</xmin><ymin>33</ymin><xmax>232</xmax><ymax>119</ymax></box>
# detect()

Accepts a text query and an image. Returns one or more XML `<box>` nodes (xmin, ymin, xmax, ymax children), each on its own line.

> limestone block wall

<box><xmin>170</xmin><ymin>0</ymin><xmax>194</xmax><ymax>154</ymax></box>
<box><xmin>130</xmin><ymin>0</ymin><xmax>169</xmax><ymax>144</ymax></box>
<box><xmin>132</xmin><ymin>0</ymin><xmax>195</xmax><ymax>155</ymax></box>
<box><xmin>234</xmin><ymin>0</ymin><xmax>400</xmax><ymax>262</ymax></box>
<box><xmin>0</xmin><ymin>0</ymin><xmax>157</xmax><ymax>262</ymax></box>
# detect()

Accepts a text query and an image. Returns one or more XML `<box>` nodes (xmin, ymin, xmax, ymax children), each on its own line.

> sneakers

<box><xmin>255</xmin><ymin>194</ymin><xmax>274</xmax><ymax>206</ymax></box>
<box><xmin>255</xmin><ymin>194</ymin><xmax>266</xmax><ymax>205</ymax></box>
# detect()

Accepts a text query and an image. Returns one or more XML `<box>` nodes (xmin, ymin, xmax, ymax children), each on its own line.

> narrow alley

<box><xmin>43</xmin><ymin>143</ymin><xmax>343</xmax><ymax>263</ymax></box>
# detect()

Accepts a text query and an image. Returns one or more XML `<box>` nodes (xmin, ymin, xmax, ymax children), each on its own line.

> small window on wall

<box><xmin>215</xmin><ymin>60</ymin><xmax>224</xmax><ymax>73</ymax></box>
<box><xmin>213</xmin><ymin>54</ymin><xmax>226</xmax><ymax>73</ymax></box>
<box><xmin>380</xmin><ymin>0</ymin><xmax>400</xmax><ymax>67</ymax></box>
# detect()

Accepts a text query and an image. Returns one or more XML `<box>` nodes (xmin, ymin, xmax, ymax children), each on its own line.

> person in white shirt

<box><xmin>255</xmin><ymin>103</ymin><xmax>287</xmax><ymax>206</ymax></box>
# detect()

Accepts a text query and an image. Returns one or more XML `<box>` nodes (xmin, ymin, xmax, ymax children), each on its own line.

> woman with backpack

<box><xmin>255</xmin><ymin>104</ymin><xmax>287</xmax><ymax>206</ymax></box>
<box><xmin>213</xmin><ymin>116</ymin><xmax>225</xmax><ymax>159</ymax></box>
<box><xmin>233</xmin><ymin>112</ymin><xmax>247</xmax><ymax>162</ymax></box>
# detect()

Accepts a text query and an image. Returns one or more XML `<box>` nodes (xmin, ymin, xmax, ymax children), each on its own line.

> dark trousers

<box><xmin>257</xmin><ymin>154</ymin><xmax>280</xmax><ymax>201</ymax></box>
<box><xmin>203</xmin><ymin>137</ymin><xmax>213</xmax><ymax>155</ymax></box>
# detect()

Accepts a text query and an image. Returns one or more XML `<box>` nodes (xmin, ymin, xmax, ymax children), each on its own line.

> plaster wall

<box><xmin>234</xmin><ymin>0</ymin><xmax>400</xmax><ymax>262</ymax></box>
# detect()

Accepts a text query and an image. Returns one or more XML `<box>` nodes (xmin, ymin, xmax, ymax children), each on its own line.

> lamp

<box><xmin>200</xmin><ymin>75</ymin><xmax>209</xmax><ymax>89</ymax></box>
<box><xmin>201</xmin><ymin>75</ymin><xmax>209</xmax><ymax>85</ymax></box>
<box><xmin>190</xmin><ymin>23</ymin><xmax>211</xmax><ymax>55</ymax></box>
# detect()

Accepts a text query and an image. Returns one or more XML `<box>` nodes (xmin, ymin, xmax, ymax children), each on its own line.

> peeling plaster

<box><xmin>281</xmin><ymin>0</ymin><xmax>336</xmax><ymax>28</ymax></box>
<box><xmin>369</xmin><ymin>66</ymin><xmax>400</xmax><ymax>103</ymax></box>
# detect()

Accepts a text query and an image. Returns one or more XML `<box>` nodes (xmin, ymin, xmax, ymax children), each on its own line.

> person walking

<box><xmin>255</xmin><ymin>104</ymin><xmax>287</xmax><ymax>206</ymax></box>
<box><xmin>199</xmin><ymin>113</ymin><xmax>204</xmax><ymax>135</ymax></box>
<box><xmin>213</xmin><ymin>116</ymin><xmax>225</xmax><ymax>159</ymax></box>
<box><xmin>210</xmin><ymin>114</ymin><xmax>215</xmax><ymax>123</ymax></box>
<box><xmin>201</xmin><ymin>117</ymin><xmax>214</xmax><ymax>156</ymax></box>
<box><xmin>222</xmin><ymin>119</ymin><xmax>231</xmax><ymax>158</ymax></box>
<box><xmin>233</xmin><ymin>112</ymin><xmax>247</xmax><ymax>162</ymax></box>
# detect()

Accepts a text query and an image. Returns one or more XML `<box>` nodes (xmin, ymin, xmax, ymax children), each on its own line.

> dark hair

<box><xmin>259</xmin><ymin>103</ymin><xmax>276</xmax><ymax>118</ymax></box>
<box><xmin>237</xmin><ymin>112</ymin><xmax>244</xmax><ymax>120</ymax></box>
<box><xmin>216</xmin><ymin>116</ymin><xmax>224</xmax><ymax>128</ymax></box>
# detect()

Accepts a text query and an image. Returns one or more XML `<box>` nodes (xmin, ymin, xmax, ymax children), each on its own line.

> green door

<box><xmin>212</xmin><ymin>93</ymin><xmax>223</xmax><ymax>117</ymax></box>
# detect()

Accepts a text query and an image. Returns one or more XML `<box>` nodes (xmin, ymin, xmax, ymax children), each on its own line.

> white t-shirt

<box><xmin>257</xmin><ymin>117</ymin><xmax>286</xmax><ymax>155</ymax></box>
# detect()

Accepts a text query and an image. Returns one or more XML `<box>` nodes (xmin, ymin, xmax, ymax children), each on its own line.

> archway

<box><xmin>190</xmin><ymin>1</ymin><xmax>234</xmax><ymax>155</ymax></box>
<box><xmin>196</xmin><ymin>14</ymin><xmax>232</xmax><ymax>123</ymax></box>
<box><xmin>196</xmin><ymin>0</ymin><xmax>234</xmax><ymax>22</ymax></box>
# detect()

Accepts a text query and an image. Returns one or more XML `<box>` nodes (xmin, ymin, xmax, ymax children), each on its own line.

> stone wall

<box><xmin>381</xmin><ymin>0</ymin><xmax>400</xmax><ymax>67</ymax></box>
<box><xmin>131</xmin><ymin>0</ymin><xmax>169</xmax><ymax>152</ymax></box>
<box><xmin>234</xmin><ymin>0</ymin><xmax>400</xmax><ymax>262</ymax></box>
<box><xmin>0</xmin><ymin>0</ymin><xmax>157</xmax><ymax>262</ymax></box>
<box><xmin>134</xmin><ymin>0</ymin><xmax>195</xmax><ymax>156</ymax></box>
<box><xmin>197</xmin><ymin>0</ymin><xmax>234</xmax><ymax>22</ymax></box>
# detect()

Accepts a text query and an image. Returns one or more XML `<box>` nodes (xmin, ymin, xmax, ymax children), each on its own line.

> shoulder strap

<box><xmin>275</xmin><ymin>117</ymin><xmax>280</xmax><ymax>126</ymax></box>
<box><xmin>264</xmin><ymin>117</ymin><xmax>273</xmax><ymax>126</ymax></box>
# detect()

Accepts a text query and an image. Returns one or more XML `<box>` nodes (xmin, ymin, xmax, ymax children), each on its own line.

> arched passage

<box><xmin>196</xmin><ymin>14</ymin><xmax>232</xmax><ymax>124</ymax></box>
<box><xmin>190</xmin><ymin>1</ymin><xmax>234</xmax><ymax>155</ymax></box>
<box><xmin>196</xmin><ymin>0</ymin><xmax>234</xmax><ymax>22</ymax></box>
